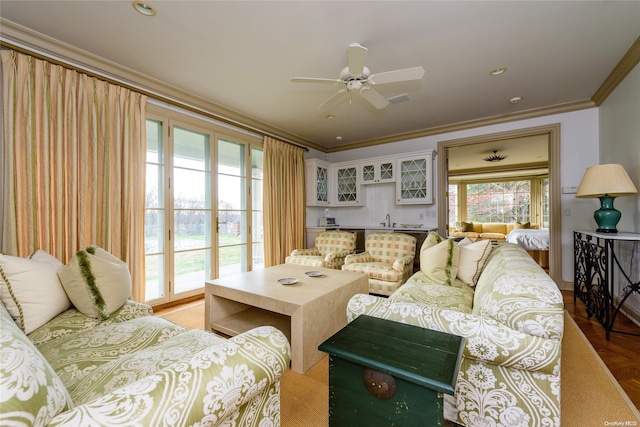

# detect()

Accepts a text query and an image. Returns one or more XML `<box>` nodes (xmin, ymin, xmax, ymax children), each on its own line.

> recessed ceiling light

<box><xmin>336</xmin><ymin>136</ymin><xmax>343</xmax><ymax>142</ymax></box>
<box><xmin>509</xmin><ymin>96</ymin><xmax>522</xmax><ymax>104</ymax></box>
<box><xmin>132</xmin><ymin>1</ymin><xmax>156</xmax><ymax>16</ymax></box>
<box><xmin>490</xmin><ymin>67</ymin><xmax>507</xmax><ymax>76</ymax></box>
<box><xmin>325</xmin><ymin>114</ymin><xmax>335</xmax><ymax>120</ymax></box>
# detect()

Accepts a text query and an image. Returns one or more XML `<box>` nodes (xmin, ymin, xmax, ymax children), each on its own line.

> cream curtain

<box><xmin>263</xmin><ymin>136</ymin><xmax>306</xmax><ymax>266</ymax></box>
<box><xmin>0</xmin><ymin>50</ymin><xmax>147</xmax><ymax>302</ymax></box>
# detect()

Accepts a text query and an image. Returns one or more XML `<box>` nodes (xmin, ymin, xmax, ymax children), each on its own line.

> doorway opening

<box><xmin>437</xmin><ymin>124</ymin><xmax>562</xmax><ymax>284</ymax></box>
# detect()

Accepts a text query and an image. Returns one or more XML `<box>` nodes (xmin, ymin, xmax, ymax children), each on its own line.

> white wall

<box><xmin>599</xmin><ymin>63</ymin><xmax>640</xmax><ymax>322</ymax></box>
<box><xmin>306</xmin><ymin>108</ymin><xmax>601</xmax><ymax>285</ymax></box>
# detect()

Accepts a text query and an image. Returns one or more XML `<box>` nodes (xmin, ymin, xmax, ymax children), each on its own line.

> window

<box><xmin>144</xmin><ymin>108</ymin><xmax>263</xmax><ymax>305</ymax></box>
<box><xmin>449</xmin><ymin>176</ymin><xmax>548</xmax><ymax>229</ymax></box>
<box><xmin>448</xmin><ymin>184</ymin><xmax>458</xmax><ymax>226</ymax></box>
<box><xmin>145</xmin><ymin>119</ymin><xmax>165</xmax><ymax>300</ymax></box>
<box><xmin>466</xmin><ymin>180</ymin><xmax>531</xmax><ymax>223</ymax></box>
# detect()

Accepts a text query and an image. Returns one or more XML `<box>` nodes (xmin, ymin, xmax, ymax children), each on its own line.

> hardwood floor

<box><xmin>562</xmin><ymin>290</ymin><xmax>640</xmax><ymax>409</ymax></box>
<box><xmin>155</xmin><ymin>290</ymin><xmax>640</xmax><ymax>409</ymax></box>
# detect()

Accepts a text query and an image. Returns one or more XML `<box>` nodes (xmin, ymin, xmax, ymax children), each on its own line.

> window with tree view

<box><xmin>466</xmin><ymin>180</ymin><xmax>531</xmax><ymax>223</ymax></box>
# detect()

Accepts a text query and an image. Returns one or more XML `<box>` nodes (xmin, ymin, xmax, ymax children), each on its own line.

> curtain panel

<box><xmin>0</xmin><ymin>50</ymin><xmax>147</xmax><ymax>302</ymax></box>
<box><xmin>263</xmin><ymin>136</ymin><xmax>306</xmax><ymax>266</ymax></box>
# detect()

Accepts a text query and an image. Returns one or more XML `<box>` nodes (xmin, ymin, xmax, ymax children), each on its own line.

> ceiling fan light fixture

<box><xmin>484</xmin><ymin>150</ymin><xmax>507</xmax><ymax>162</ymax></box>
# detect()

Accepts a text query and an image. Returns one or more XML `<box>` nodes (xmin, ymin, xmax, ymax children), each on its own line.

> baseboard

<box><xmin>560</xmin><ymin>280</ymin><xmax>573</xmax><ymax>291</ymax></box>
<box><xmin>613</xmin><ymin>296</ymin><xmax>640</xmax><ymax>328</ymax></box>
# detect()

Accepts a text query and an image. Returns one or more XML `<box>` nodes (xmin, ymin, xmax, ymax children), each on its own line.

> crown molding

<box><xmin>326</xmin><ymin>99</ymin><xmax>595</xmax><ymax>153</ymax></box>
<box><xmin>592</xmin><ymin>36</ymin><xmax>640</xmax><ymax>106</ymax></box>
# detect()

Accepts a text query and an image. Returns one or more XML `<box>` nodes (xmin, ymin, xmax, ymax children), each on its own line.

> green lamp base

<box><xmin>594</xmin><ymin>195</ymin><xmax>621</xmax><ymax>233</ymax></box>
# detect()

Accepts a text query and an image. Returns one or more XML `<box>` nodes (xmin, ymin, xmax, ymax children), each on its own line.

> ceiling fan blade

<box><xmin>348</xmin><ymin>43</ymin><xmax>368</xmax><ymax>76</ymax></box>
<box><xmin>317</xmin><ymin>88</ymin><xmax>347</xmax><ymax>110</ymax></box>
<box><xmin>360</xmin><ymin>86</ymin><xmax>389</xmax><ymax>109</ymax></box>
<box><xmin>370</xmin><ymin>66</ymin><xmax>425</xmax><ymax>85</ymax></box>
<box><xmin>291</xmin><ymin>77</ymin><xmax>343</xmax><ymax>84</ymax></box>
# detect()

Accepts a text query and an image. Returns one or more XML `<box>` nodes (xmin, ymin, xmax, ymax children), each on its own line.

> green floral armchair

<box><xmin>285</xmin><ymin>230</ymin><xmax>356</xmax><ymax>269</ymax></box>
<box><xmin>341</xmin><ymin>232</ymin><xmax>417</xmax><ymax>296</ymax></box>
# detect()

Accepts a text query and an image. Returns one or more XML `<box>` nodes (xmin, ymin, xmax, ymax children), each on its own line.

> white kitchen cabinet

<box><xmin>396</xmin><ymin>151</ymin><xmax>434</xmax><ymax>204</ymax></box>
<box><xmin>360</xmin><ymin>159</ymin><xmax>395</xmax><ymax>184</ymax></box>
<box><xmin>332</xmin><ymin>162</ymin><xmax>364</xmax><ymax>206</ymax></box>
<box><xmin>305</xmin><ymin>159</ymin><xmax>331</xmax><ymax>206</ymax></box>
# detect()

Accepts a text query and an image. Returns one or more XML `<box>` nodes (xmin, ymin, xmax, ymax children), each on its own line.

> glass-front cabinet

<box><xmin>396</xmin><ymin>151</ymin><xmax>434</xmax><ymax>204</ymax></box>
<box><xmin>305</xmin><ymin>159</ymin><xmax>331</xmax><ymax>206</ymax></box>
<box><xmin>361</xmin><ymin>159</ymin><xmax>395</xmax><ymax>184</ymax></box>
<box><xmin>332</xmin><ymin>162</ymin><xmax>363</xmax><ymax>206</ymax></box>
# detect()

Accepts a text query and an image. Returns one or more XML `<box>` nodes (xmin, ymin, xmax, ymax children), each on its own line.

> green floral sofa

<box><xmin>0</xmin><ymin>249</ymin><xmax>290</xmax><ymax>427</ymax></box>
<box><xmin>346</xmin><ymin>242</ymin><xmax>564</xmax><ymax>427</ymax></box>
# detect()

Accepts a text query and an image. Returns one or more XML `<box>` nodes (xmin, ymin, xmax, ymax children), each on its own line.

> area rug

<box><xmin>279</xmin><ymin>311</ymin><xmax>639</xmax><ymax>426</ymax></box>
<box><xmin>159</xmin><ymin>305</ymin><xmax>640</xmax><ymax>425</ymax></box>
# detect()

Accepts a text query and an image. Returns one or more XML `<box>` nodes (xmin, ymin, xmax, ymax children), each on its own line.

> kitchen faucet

<box><xmin>386</xmin><ymin>213</ymin><xmax>391</xmax><ymax>227</ymax></box>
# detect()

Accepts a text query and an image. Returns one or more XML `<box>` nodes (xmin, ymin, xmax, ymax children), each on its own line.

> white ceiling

<box><xmin>1</xmin><ymin>1</ymin><xmax>639</xmax><ymax>151</ymax></box>
<box><xmin>448</xmin><ymin>134</ymin><xmax>549</xmax><ymax>180</ymax></box>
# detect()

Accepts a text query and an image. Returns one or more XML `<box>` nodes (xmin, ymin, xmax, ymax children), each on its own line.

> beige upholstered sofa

<box><xmin>286</xmin><ymin>230</ymin><xmax>356</xmax><ymax>269</ymax></box>
<box><xmin>450</xmin><ymin>221</ymin><xmax>540</xmax><ymax>242</ymax></box>
<box><xmin>341</xmin><ymin>232</ymin><xmax>416</xmax><ymax>296</ymax></box>
<box><xmin>1</xmin><ymin>249</ymin><xmax>290</xmax><ymax>426</ymax></box>
<box><xmin>347</xmin><ymin>239</ymin><xmax>564</xmax><ymax>427</ymax></box>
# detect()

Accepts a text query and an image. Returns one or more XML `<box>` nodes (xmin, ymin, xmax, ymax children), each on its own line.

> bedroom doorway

<box><xmin>436</xmin><ymin>124</ymin><xmax>561</xmax><ymax>284</ymax></box>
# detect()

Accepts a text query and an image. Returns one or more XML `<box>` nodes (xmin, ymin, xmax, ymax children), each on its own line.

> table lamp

<box><xmin>576</xmin><ymin>163</ymin><xmax>638</xmax><ymax>233</ymax></box>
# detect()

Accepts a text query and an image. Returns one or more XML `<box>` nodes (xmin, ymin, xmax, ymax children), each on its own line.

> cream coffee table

<box><xmin>205</xmin><ymin>264</ymin><xmax>368</xmax><ymax>374</ymax></box>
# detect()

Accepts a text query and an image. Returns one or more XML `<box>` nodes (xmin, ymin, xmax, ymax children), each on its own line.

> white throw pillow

<box><xmin>457</xmin><ymin>238</ymin><xmax>493</xmax><ymax>286</ymax></box>
<box><xmin>58</xmin><ymin>245</ymin><xmax>132</xmax><ymax>320</ymax></box>
<box><xmin>420</xmin><ymin>234</ymin><xmax>459</xmax><ymax>286</ymax></box>
<box><xmin>0</xmin><ymin>250</ymin><xmax>72</xmax><ymax>334</ymax></box>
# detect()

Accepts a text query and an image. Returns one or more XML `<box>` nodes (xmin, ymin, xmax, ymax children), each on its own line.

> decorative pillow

<box><xmin>461</xmin><ymin>221</ymin><xmax>474</xmax><ymax>232</ymax></box>
<box><xmin>0</xmin><ymin>250</ymin><xmax>72</xmax><ymax>334</ymax></box>
<box><xmin>420</xmin><ymin>231</ymin><xmax>444</xmax><ymax>253</ymax></box>
<box><xmin>0</xmin><ymin>302</ymin><xmax>73</xmax><ymax>425</ymax></box>
<box><xmin>420</xmin><ymin>235</ymin><xmax>459</xmax><ymax>286</ymax></box>
<box><xmin>514</xmin><ymin>221</ymin><xmax>531</xmax><ymax>229</ymax></box>
<box><xmin>58</xmin><ymin>245</ymin><xmax>132</xmax><ymax>320</ymax></box>
<box><xmin>457</xmin><ymin>238</ymin><xmax>493</xmax><ymax>287</ymax></box>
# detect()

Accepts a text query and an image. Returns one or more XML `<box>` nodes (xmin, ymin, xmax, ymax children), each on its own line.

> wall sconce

<box><xmin>576</xmin><ymin>163</ymin><xmax>638</xmax><ymax>233</ymax></box>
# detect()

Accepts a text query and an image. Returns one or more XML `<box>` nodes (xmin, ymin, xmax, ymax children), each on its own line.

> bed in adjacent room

<box><xmin>506</xmin><ymin>228</ymin><xmax>550</xmax><ymax>269</ymax></box>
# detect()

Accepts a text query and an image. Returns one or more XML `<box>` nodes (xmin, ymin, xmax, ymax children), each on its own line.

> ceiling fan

<box><xmin>291</xmin><ymin>43</ymin><xmax>425</xmax><ymax>110</ymax></box>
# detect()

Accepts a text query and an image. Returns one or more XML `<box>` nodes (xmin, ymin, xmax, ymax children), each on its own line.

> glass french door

<box><xmin>217</xmin><ymin>138</ymin><xmax>264</xmax><ymax>276</ymax></box>
<box><xmin>144</xmin><ymin>113</ymin><xmax>263</xmax><ymax>305</ymax></box>
<box><xmin>171</xmin><ymin>126</ymin><xmax>212</xmax><ymax>295</ymax></box>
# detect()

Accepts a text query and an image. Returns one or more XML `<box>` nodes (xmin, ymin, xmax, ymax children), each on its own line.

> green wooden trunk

<box><xmin>319</xmin><ymin>315</ymin><xmax>464</xmax><ymax>426</ymax></box>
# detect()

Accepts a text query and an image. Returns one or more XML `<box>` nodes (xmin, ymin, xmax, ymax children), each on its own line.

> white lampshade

<box><xmin>576</xmin><ymin>164</ymin><xmax>638</xmax><ymax>198</ymax></box>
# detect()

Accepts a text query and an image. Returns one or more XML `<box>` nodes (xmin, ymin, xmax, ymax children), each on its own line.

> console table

<box><xmin>574</xmin><ymin>230</ymin><xmax>640</xmax><ymax>339</ymax></box>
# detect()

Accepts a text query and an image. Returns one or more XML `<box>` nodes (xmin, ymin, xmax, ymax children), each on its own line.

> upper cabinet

<box><xmin>305</xmin><ymin>159</ymin><xmax>331</xmax><ymax>206</ymax></box>
<box><xmin>332</xmin><ymin>162</ymin><xmax>363</xmax><ymax>206</ymax></box>
<box><xmin>361</xmin><ymin>159</ymin><xmax>395</xmax><ymax>184</ymax></box>
<box><xmin>305</xmin><ymin>150</ymin><xmax>434</xmax><ymax>207</ymax></box>
<box><xmin>396</xmin><ymin>151</ymin><xmax>434</xmax><ymax>204</ymax></box>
